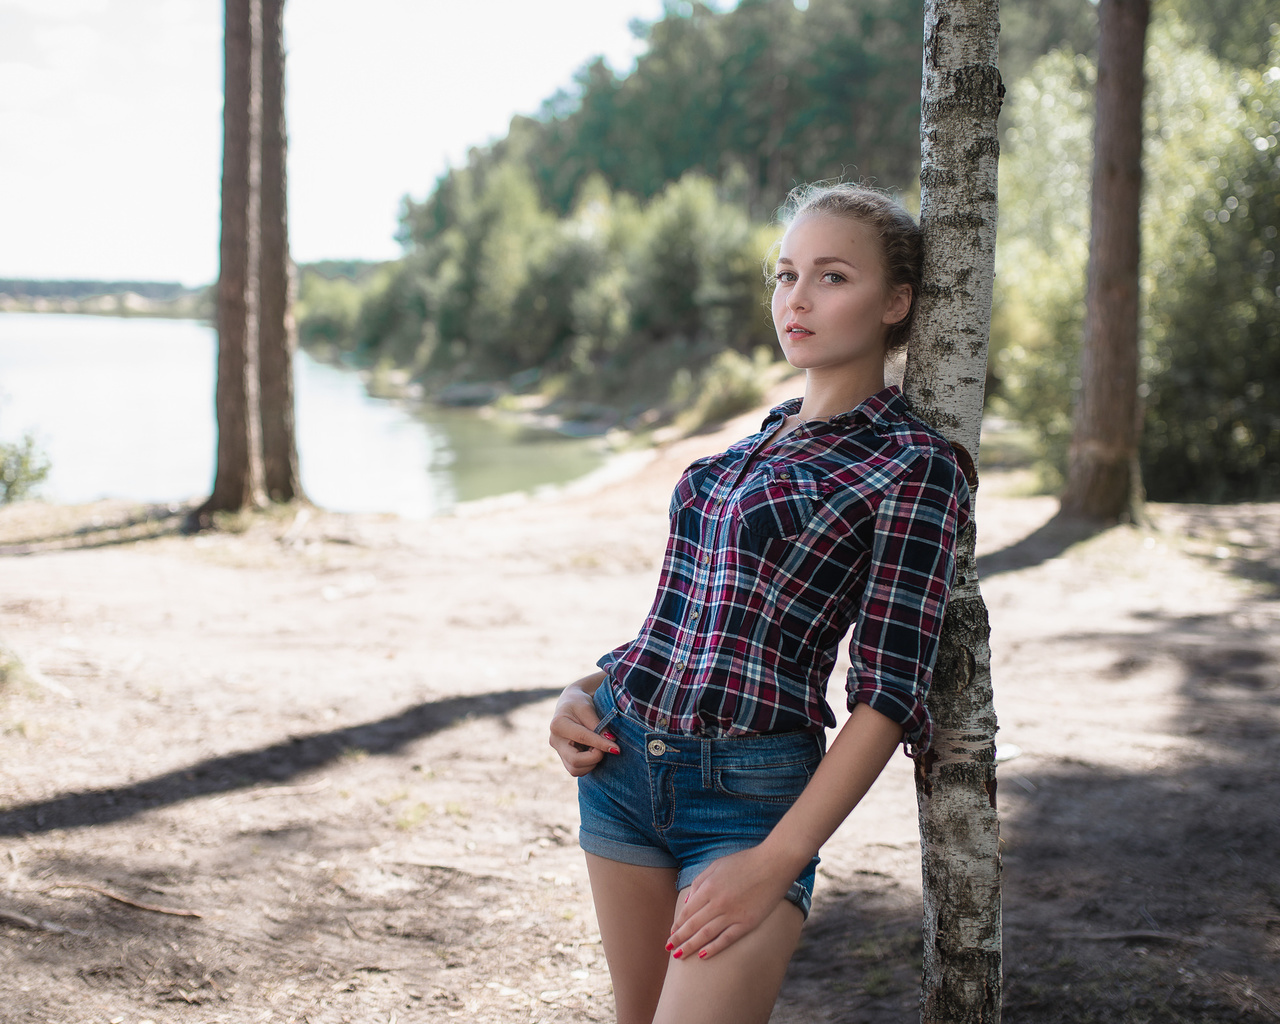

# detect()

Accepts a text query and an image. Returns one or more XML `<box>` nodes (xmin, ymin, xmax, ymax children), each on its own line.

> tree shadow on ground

<box><xmin>779</xmin><ymin>560</ymin><xmax>1280</xmax><ymax>1023</ymax></box>
<box><xmin>976</xmin><ymin>510</ymin><xmax>1104</xmax><ymax>578</ymax></box>
<box><xmin>0</xmin><ymin>504</ymin><xmax>190</xmax><ymax>556</ymax></box>
<box><xmin>0</xmin><ymin>686</ymin><xmax>559</xmax><ymax>836</ymax></box>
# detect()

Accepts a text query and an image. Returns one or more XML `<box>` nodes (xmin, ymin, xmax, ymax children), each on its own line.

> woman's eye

<box><xmin>774</xmin><ymin>271</ymin><xmax>797</xmax><ymax>284</ymax></box>
<box><xmin>821</xmin><ymin>271</ymin><xmax>845</xmax><ymax>284</ymax></box>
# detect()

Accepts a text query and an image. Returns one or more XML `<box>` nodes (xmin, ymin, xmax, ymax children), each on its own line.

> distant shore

<box><xmin>0</xmin><ymin>280</ymin><xmax>210</xmax><ymax>320</ymax></box>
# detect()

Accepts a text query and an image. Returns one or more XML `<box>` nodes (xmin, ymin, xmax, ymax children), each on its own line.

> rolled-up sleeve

<box><xmin>846</xmin><ymin>448</ymin><xmax>968</xmax><ymax>756</ymax></box>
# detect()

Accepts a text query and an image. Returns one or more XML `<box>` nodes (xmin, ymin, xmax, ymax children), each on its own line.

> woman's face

<box><xmin>771</xmin><ymin>212</ymin><xmax>911</xmax><ymax>376</ymax></box>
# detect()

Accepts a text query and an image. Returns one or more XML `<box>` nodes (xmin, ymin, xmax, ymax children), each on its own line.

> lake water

<box><xmin>0</xmin><ymin>313</ymin><xmax>605</xmax><ymax>518</ymax></box>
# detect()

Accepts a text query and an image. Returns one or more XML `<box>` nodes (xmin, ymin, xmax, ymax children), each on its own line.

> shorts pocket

<box><xmin>713</xmin><ymin>758</ymin><xmax>815</xmax><ymax>805</ymax></box>
<box><xmin>591</xmin><ymin>684</ymin><xmax>621</xmax><ymax>736</ymax></box>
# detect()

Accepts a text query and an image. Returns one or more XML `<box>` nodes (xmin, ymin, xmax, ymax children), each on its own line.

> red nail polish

<box><xmin>665</xmin><ymin>942</ymin><xmax>674</xmax><ymax>951</ymax></box>
<box><xmin>698</xmin><ymin>950</ymin><xmax>707</xmax><ymax>959</ymax></box>
<box><xmin>610</xmin><ymin>747</ymin><xmax>621</xmax><ymax>755</ymax></box>
<box><xmin>603</xmin><ymin>731</ymin><xmax>617</xmax><ymax>740</ymax></box>
<box><xmin>673</xmin><ymin>949</ymin><xmax>683</xmax><ymax>959</ymax></box>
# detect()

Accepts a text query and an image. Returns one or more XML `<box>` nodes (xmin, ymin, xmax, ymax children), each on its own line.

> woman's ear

<box><xmin>882</xmin><ymin>284</ymin><xmax>912</xmax><ymax>326</ymax></box>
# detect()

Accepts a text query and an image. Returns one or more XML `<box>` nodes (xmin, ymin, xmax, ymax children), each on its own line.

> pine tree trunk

<box><xmin>257</xmin><ymin>0</ymin><xmax>303</xmax><ymax>503</ymax></box>
<box><xmin>201</xmin><ymin>0</ymin><xmax>265</xmax><ymax>518</ymax></box>
<box><xmin>1060</xmin><ymin>0</ymin><xmax>1151</xmax><ymax>522</ymax></box>
<box><xmin>904</xmin><ymin>2</ymin><xmax>1002</xmax><ymax>1021</ymax></box>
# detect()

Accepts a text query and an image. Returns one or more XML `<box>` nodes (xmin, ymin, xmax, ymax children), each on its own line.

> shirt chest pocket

<box><xmin>669</xmin><ymin>456</ymin><xmax>720</xmax><ymax>518</ymax></box>
<box><xmin>731</xmin><ymin>465</ymin><xmax>830</xmax><ymax>540</ymax></box>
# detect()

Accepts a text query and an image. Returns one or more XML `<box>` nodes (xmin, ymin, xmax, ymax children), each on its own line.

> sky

<box><xmin>0</xmin><ymin>0</ymin><xmax>675</xmax><ymax>287</ymax></box>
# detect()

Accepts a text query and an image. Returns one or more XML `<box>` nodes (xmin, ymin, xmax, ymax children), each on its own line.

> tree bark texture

<box><xmin>1060</xmin><ymin>0</ymin><xmax>1150</xmax><ymax>522</ymax></box>
<box><xmin>205</xmin><ymin>0</ymin><xmax>265</xmax><ymax>515</ymax></box>
<box><xmin>904</xmin><ymin>2</ymin><xmax>1002</xmax><ymax>1021</ymax></box>
<box><xmin>257</xmin><ymin>0</ymin><xmax>303</xmax><ymax>502</ymax></box>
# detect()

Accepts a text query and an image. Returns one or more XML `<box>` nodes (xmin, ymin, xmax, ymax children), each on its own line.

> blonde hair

<box><xmin>776</xmin><ymin>182</ymin><xmax>923</xmax><ymax>352</ymax></box>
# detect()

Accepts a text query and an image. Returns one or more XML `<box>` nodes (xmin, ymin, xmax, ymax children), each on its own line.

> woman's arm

<box><xmin>665</xmin><ymin>701</ymin><xmax>904</xmax><ymax>960</ymax></box>
<box><xmin>548</xmin><ymin>670</ymin><xmax>619</xmax><ymax>777</ymax></box>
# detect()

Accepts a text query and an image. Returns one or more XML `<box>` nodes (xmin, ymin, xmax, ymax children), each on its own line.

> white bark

<box><xmin>903</xmin><ymin>1</ymin><xmax>1003</xmax><ymax>1021</ymax></box>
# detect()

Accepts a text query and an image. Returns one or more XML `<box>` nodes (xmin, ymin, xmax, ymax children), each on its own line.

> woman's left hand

<box><xmin>665</xmin><ymin>845</ymin><xmax>796</xmax><ymax>961</ymax></box>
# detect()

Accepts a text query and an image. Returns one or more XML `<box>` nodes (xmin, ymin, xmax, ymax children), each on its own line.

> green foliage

<box><xmin>1140</xmin><ymin>24</ymin><xmax>1280</xmax><ymax>499</ymax></box>
<box><xmin>991</xmin><ymin>49</ymin><xmax>1095</xmax><ymax>482</ymax></box>
<box><xmin>296</xmin><ymin>271</ymin><xmax>364</xmax><ymax>356</ymax></box>
<box><xmin>293</xmin><ymin>0</ymin><xmax>1114</xmax><ymax>430</ymax></box>
<box><xmin>671</xmin><ymin>347</ymin><xmax>775</xmax><ymax>433</ymax></box>
<box><xmin>319</xmin><ymin>156</ymin><xmax>780</xmax><ymax>419</ymax></box>
<box><xmin>1168</xmin><ymin>0</ymin><xmax>1279</xmax><ymax>69</ymax></box>
<box><xmin>0</xmin><ymin>433</ymin><xmax>51</xmax><ymax>504</ymax></box>
<box><xmin>991</xmin><ymin>14</ymin><xmax>1280</xmax><ymax>500</ymax></box>
<box><xmin>409</xmin><ymin>0</ymin><xmax>925</xmax><ymax>224</ymax></box>
<box><xmin>998</xmin><ymin>0</ymin><xmax>1097</xmax><ymax>85</ymax></box>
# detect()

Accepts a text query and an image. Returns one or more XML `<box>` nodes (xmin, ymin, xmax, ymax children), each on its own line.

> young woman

<box><xmin>548</xmin><ymin>183</ymin><xmax>970</xmax><ymax>1024</ymax></box>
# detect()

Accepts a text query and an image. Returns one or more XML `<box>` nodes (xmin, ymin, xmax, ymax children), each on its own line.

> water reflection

<box><xmin>0</xmin><ymin>313</ymin><xmax>604</xmax><ymax>518</ymax></box>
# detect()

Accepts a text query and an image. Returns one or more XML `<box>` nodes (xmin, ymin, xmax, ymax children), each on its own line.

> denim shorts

<box><xmin>577</xmin><ymin>680</ymin><xmax>823</xmax><ymax>918</ymax></box>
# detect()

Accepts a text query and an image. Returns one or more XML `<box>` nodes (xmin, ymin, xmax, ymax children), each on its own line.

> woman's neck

<box><xmin>797</xmin><ymin>364</ymin><xmax>887</xmax><ymax>421</ymax></box>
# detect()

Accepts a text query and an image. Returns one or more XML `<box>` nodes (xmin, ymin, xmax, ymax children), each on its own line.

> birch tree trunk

<box><xmin>903</xmin><ymin>2</ymin><xmax>1002</xmax><ymax>1020</ymax></box>
<box><xmin>257</xmin><ymin>0</ymin><xmax>304</xmax><ymax>503</ymax></box>
<box><xmin>200</xmin><ymin>0</ymin><xmax>265</xmax><ymax>519</ymax></box>
<box><xmin>1059</xmin><ymin>0</ymin><xmax>1151</xmax><ymax>522</ymax></box>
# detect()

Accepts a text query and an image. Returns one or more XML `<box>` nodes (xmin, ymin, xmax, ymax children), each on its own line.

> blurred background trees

<box><xmin>295</xmin><ymin>0</ymin><xmax>1280</xmax><ymax>503</ymax></box>
<box><xmin>201</xmin><ymin>0</ymin><xmax>303</xmax><ymax>520</ymax></box>
<box><xmin>994</xmin><ymin>2</ymin><xmax>1279</xmax><ymax>502</ymax></box>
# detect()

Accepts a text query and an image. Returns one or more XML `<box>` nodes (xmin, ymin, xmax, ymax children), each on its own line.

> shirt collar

<box><xmin>761</xmin><ymin>385</ymin><xmax>909</xmax><ymax>433</ymax></box>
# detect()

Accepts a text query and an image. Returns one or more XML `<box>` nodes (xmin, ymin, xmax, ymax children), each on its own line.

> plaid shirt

<box><xmin>598</xmin><ymin>385</ymin><xmax>970</xmax><ymax>755</ymax></box>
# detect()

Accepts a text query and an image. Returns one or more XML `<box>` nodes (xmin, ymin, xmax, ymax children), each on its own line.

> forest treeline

<box><xmin>297</xmin><ymin>0</ymin><xmax>1279</xmax><ymax>501</ymax></box>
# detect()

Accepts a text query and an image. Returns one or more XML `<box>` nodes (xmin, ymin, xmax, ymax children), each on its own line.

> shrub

<box><xmin>0</xmin><ymin>433</ymin><xmax>50</xmax><ymax>504</ymax></box>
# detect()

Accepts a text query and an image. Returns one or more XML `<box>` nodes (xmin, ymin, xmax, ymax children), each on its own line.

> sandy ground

<box><xmin>1</xmin><ymin>392</ymin><xmax>1278</xmax><ymax>1024</ymax></box>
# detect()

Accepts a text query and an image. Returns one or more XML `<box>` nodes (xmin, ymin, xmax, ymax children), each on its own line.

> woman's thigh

<box><xmin>654</xmin><ymin>887</ymin><xmax>805</xmax><ymax>1024</ymax></box>
<box><xmin>585</xmin><ymin>853</ymin><xmax>680</xmax><ymax>1024</ymax></box>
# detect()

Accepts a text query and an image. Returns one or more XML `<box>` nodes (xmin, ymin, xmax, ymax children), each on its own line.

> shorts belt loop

<box><xmin>701</xmin><ymin>737</ymin><xmax>713</xmax><ymax>790</ymax></box>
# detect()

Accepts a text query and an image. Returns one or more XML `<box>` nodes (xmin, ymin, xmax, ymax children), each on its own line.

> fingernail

<box><xmin>665</xmin><ymin>941</ymin><xmax>674</xmax><ymax>951</ymax></box>
<box><xmin>698</xmin><ymin>950</ymin><xmax>707</xmax><ymax>959</ymax></box>
<box><xmin>603</xmin><ymin>731</ymin><xmax>617</xmax><ymax>740</ymax></box>
<box><xmin>610</xmin><ymin>747</ymin><xmax>621</xmax><ymax>755</ymax></box>
<box><xmin>673</xmin><ymin>949</ymin><xmax>683</xmax><ymax>959</ymax></box>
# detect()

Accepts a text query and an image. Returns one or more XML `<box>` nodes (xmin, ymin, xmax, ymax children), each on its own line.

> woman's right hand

<box><xmin>548</xmin><ymin>671</ymin><xmax>619</xmax><ymax>777</ymax></box>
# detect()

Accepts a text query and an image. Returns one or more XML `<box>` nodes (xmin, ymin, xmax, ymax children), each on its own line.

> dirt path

<box><xmin>1</xmin><ymin>401</ymin><xmax>1278</xmax><ymax>1023</ymax></box>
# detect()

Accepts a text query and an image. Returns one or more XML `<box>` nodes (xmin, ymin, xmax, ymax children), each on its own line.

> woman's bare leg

<box><xmin>585</xmin><ymin>853</ymin><xmax>680</xmax><ymax>1024</ymax></box>
<box><xmin>653</xmin><ymin>886</ymin><xmax>805</xmax><ymax>1024</ymax></box>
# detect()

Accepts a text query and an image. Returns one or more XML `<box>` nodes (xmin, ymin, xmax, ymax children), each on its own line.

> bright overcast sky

<box><xmin>0</xmin><ymin>0</ymin><xmax>675</xmax><ymax>286</ymax></box>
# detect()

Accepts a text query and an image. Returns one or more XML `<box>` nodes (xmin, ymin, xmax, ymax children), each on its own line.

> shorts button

<box><xmin>647</xmin><ymin>739</ymin><xmax>667</xmax><ymax>757</ymax></box>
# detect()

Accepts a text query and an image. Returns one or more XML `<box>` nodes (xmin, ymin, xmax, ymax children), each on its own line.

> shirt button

<box><xmin>675</xmin><ymin>659</ymin><xmax>686</xmax><ymax>671</ymax></box>
<box><xmin>702</xmin><ymin>554</ymin><xmax>711</xmax><ymax>565</ymax></box>
<box><xmin>690</xmin><ymin>610</ymin><xmax>700</xmax><ymax>621</ymax></box>
<box><xmin>656</xmin><ymin>715</ymin><xmax>668</xmax><ymax>728</ymax></box>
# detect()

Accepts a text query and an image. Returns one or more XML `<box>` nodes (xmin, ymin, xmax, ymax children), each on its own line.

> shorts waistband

<box><xmin>594</xmin><ymin>680</ymin><xmax>825</xmax><ymax>774</ymax></box>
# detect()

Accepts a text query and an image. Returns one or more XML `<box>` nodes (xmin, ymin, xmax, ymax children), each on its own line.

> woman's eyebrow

<box><xmin>775</xmin><ymin>255</ymin><xmax>856</xmax><ymax>268</ymax></box>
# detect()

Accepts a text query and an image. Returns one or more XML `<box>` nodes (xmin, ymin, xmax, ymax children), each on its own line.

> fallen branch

<box><xmin>0</xmin><ymin>906</ymin><xmax>91</xmax><ymax>937</ymax></box>
<box><xmin>39</xmin><ymin>883</ymin><xmax>202</xmax><ymax>919</ymax></box>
